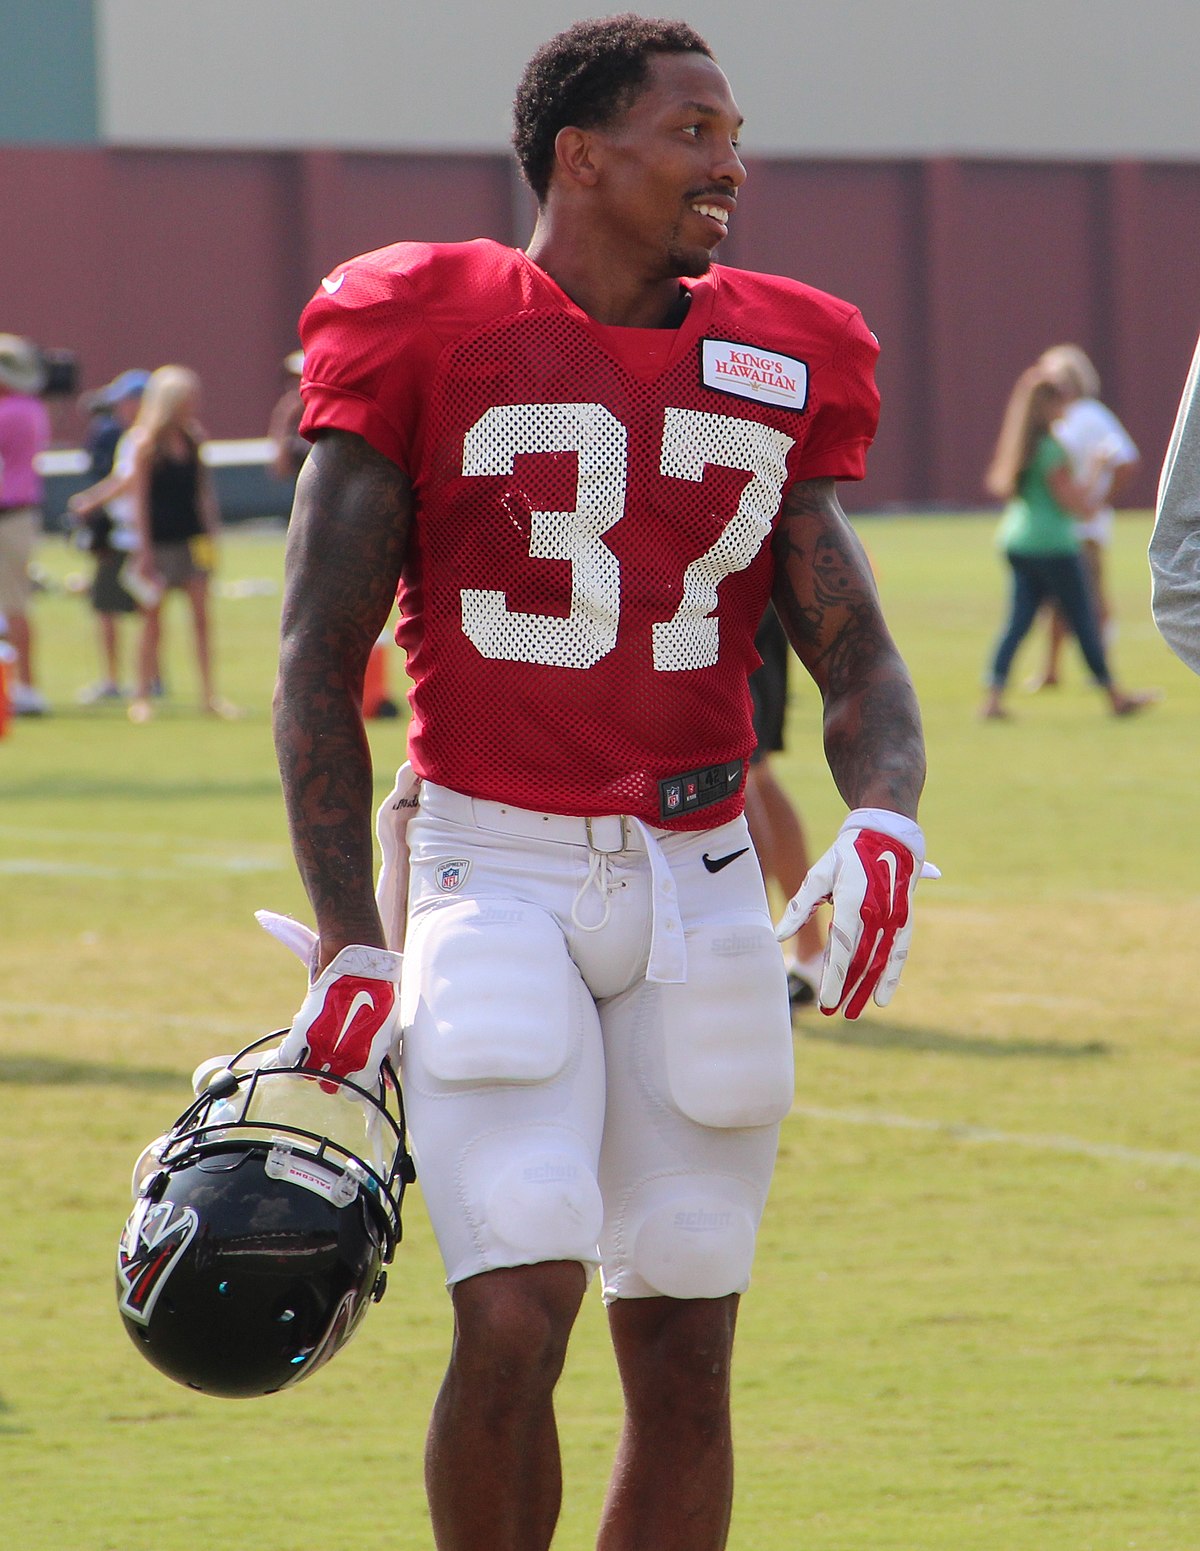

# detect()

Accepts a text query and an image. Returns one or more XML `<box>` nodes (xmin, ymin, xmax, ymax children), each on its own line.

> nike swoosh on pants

<box><xmin>702</xmin><ymin>848</ymin><xmax>749</xmax><ymax>874</ymax></box>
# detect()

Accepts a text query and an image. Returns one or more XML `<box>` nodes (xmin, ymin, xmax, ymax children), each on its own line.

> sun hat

<box><xmin>0</xmin><ymin>335</ymin><xmax>46</xmax><ymax>395</ymax></box>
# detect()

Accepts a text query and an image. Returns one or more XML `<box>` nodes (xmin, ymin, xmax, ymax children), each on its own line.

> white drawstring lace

<box><xmin>571</xmin><ymin>848</ymin><xmax>614</xmax><ymax>932</ymax></box>
<box><xmin>563</xmin><ymin>815</ymin><xmax>687</xmax><ymax>985</ymax></box>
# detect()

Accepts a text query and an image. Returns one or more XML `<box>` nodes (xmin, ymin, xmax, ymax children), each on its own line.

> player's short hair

<box><xmin>513</xmin><ymin>14</ymin><xmax>714</xmax><ymax>203</ymax></box>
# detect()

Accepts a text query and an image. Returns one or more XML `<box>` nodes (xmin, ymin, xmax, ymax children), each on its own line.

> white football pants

<box><xmin>399</xmin><ymin>781</ymin><xmax>794</xmax><ymax>1301</ymax></box>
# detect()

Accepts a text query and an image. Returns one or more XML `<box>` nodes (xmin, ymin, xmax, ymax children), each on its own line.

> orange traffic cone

<box><xmin>362</xmin><ymin>630</ymin><xmax>399</xmax><ymax>719</ymax></box>
<box><xmin>0</xmin><ymin>642</ymin><xmax>14</xmax><ymax>738</ymax></box>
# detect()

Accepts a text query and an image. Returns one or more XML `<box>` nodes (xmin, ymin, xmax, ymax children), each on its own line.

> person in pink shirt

<box><xmin>0</xmin><ymin>335</ymin><xmax>52</xmax><ymax>714</ymax></box>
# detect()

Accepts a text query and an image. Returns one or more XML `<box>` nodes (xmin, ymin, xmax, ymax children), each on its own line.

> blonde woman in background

<box><xmin>980</xmin><ymin>365</ymin><xmax>1155</xmax><ymax>720</ymax></box>
<box><xmin>124</xmin><ymin>365</ymin><xmax>235</xmax><ymax>722</ymax></box>
<box><xmin>1029</xmin><ymin>343</ymin><xmax>1141</xmax><ymax>690</ymax></box>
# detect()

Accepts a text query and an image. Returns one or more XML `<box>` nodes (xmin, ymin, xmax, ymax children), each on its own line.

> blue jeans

<box><xmin>987</xmin><ymin>552</ymin><xmax>1110</xmax><ymax>688</ymax></box>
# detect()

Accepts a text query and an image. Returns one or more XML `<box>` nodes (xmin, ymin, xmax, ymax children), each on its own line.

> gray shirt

<box><xmin>1150</xmin><ymin>333</ymin><xmax>1200</xmax><ymax>675</ymax></box>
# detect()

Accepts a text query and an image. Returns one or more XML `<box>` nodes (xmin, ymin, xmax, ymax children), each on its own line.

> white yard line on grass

<box><xmin>791</xmin><ymin>1103</ymin><xmax>1200</xmax><ymax>1171</ymax></box>
<box><xmin>2</xmin><ymin>1001</ymin><xmax>255</xmax><ymax>1037</ymax></box>
<box><xmin>0</xmin><ymin>823</ymin><xmax>287</xmax><ymax>856</ymax></box>
<box><xmin>0</xmin><ymin>856</ymin><xmax>286</xmax><ymax>878</ymax></box>
<box><xmin>978</xmin><ymin>991</ymin><xmax>1107</xmax><ymax>1011</ymax></box>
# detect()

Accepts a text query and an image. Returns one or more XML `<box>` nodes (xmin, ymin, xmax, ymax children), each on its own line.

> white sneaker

<box><xmin>77</xmin><ymin>681</ymin><xmax>125</xmax><ymax>704</ymax></box>
<box><xmin>10</xmin><ymin>682</ymin><xmax>49</xmax><ymax>715</ymax></box>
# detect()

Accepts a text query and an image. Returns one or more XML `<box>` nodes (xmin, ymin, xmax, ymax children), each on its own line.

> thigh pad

<box><xmin>402</xmin><ymin>898</ymin><xmax>572</xmax><ymax>1085</ymax></box>
<box><xmin>661</xmin><ymin>917</ymin><xmax>794</xmax><ymax>1128</ymax></box>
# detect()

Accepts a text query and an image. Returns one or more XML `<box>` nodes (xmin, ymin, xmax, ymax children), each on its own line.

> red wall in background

<box><xmin>5</xmin><ymin>145</ymin><xmax>1198</xmax><ymax>510</ymax></box>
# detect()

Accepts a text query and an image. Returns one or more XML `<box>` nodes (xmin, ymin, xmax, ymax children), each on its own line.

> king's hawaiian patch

<box><xmin>701</xmin><ymin>339</ymin><xmax>808</xmax><ymax>411</ymax></box>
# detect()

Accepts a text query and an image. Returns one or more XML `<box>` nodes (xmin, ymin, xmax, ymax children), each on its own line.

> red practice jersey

<box><xmin>299</xmin><ymin>239</ymin><xmax>879</xmax><ymax>829</ymax></box>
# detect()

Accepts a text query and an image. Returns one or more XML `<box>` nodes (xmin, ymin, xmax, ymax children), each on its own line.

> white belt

<box><xmin>419</xmin><ymin>783</ymin><xmax>687</xmax><ymax>984</ymax></box>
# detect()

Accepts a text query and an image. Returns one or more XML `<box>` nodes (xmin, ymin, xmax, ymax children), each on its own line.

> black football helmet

<box><xmin>116</xmin><ymin>1033</ymin><xmax>415</xmax><ymax>1399</ymax></box>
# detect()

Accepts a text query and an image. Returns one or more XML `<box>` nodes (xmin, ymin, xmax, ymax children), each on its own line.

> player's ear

<box><xmin>553</xmin><ymin>125</ymin><xmax>601</xmax><ymax>189</ymax></box>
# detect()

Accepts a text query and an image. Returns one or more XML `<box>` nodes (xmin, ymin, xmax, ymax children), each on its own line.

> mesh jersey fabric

<box><xmin>298</xmin><ymin>239</ymin><xmax>879</xmax><ymax>829</ymax></box>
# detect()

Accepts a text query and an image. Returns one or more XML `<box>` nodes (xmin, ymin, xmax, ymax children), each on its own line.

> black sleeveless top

<box><xmin>149</xmin><ymin>434</ymin><xmax>203</xmax><ymax>544</ymax></box>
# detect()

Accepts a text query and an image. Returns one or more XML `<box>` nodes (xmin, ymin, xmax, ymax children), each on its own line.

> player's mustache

<box><xmin>685</xmin><ymin>186</ymin><xmax>738</xmax><ymax>206</ymax></box>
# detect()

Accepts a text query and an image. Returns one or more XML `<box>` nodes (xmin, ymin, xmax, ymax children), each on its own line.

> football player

<box><xmin>272</xmin><ymin>16</ymin><xmax>928</xmax><ymax>1549</ymax></box>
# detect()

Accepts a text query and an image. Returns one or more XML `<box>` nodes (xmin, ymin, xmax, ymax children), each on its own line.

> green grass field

<box><xmin>3</xmin><ymin>513</ymin><xmax>1199</xmax><ymax>1550</ymax></box>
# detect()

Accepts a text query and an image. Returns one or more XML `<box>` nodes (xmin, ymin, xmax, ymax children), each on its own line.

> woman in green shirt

<box><xmin>980</xmin><ymin>366</ymin><xmax>1154</xmax><ymax>719</ymax></box>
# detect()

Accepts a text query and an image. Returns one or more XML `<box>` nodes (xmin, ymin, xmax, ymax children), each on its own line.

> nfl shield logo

<box><xmin>436</xmin><ymin>858</ymin><xmax>471</xmax><ymax>892</ymax></box>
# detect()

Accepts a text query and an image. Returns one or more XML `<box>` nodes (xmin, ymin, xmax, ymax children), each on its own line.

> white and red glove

<box><xmin>774</xmin><ymin>808</ymin><xmax>938</xmax><ymax>1019</ymax></box>
<box><xmin>256</xmin><ymin>911</ymin><xmax>403</xmax><ymax>1091</ymax></box>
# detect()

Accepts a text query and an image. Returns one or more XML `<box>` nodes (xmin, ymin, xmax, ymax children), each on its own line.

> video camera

<box><xmin>36</xmin><ymin>347</ymin><xmax>80</xmax><ymax>399</ymax></box>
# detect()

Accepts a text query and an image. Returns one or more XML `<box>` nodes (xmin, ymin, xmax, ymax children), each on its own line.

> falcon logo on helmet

<box><xmin>117</xmin><ymin>1198</ymin><xmax>199</xmax><ymax>1325</ymax></box>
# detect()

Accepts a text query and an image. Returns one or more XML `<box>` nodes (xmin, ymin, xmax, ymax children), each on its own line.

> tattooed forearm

<box><xmin>273</xmin><ymin>431</ymin><xmax>413</xmax><ymax>965</ymax></box>
<box><xmin>773</xmin><ymin>478</ymin><xmax>926</xmax><ymax>817</ymax></box>
<box><xmin>821</xmin><ymin>672</ymin><xmax>926</xmax><ymax>817</ymax></box>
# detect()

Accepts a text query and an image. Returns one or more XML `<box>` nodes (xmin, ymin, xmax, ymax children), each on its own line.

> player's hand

<box><xmin>256</xmin><ymin>910</ymin><xmax>403</xmax><ymax>1091</ymax></box>
<box><xmin>774</xmin><ymin>808</ymin><xmax>937</xmax><ymax>1019</ymax></box>
<box><xmin>275</xmin><ymin>944</ymin><xmax>403</xmax><ymax>1091</ymax></box>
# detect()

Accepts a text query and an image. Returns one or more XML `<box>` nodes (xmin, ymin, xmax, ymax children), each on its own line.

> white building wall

<box><xmin>97</xmin><ymin>0</ymin><xmax>1200</xmax><ymax>159</ymax></box>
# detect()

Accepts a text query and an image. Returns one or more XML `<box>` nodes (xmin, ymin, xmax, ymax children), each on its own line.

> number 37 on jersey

<box><xmin>459</xmin><ymin>402</ymin><xmax>794</xmax><ymax>674</ymax></box>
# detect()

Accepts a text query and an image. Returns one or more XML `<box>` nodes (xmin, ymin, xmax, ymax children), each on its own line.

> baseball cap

<box><xmin>98</xmin><ymin>368</ymin><xmax>151</xmax><ymax>406</ymax></box>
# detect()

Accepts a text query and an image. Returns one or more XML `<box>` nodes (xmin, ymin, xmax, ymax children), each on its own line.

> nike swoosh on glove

<box><xmin>774</xmin><ymin>807</ymin><xmax>938</xmax><ymax>1019</ymax></box>
<box><xmin>275</xmin><ymin>942</ymin><xmax>404</xmax><ymax>1092</ymax></box>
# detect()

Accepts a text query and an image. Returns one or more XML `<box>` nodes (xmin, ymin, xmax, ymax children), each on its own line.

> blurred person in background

<box><xmin>743</xmin><ymin>605</ymin><xmax>826</xmax><ymax>1008</ymax></box>
<box><xmin>0</xmin><ymin>334</ymin><xmax>52</xmax><ymax>716</ymax></box>
<box><xmin>92</xmin><ymin>365</ymin><xmax>235</xmax><ymax>722</ymax></box>
<box><xmin>267</xmin><ymin>349</ymin><xmax>307</xmax><ymax>482</ymax></box>
<box><xmin>1028</xmin><ymin>343</ymin><xmax>1140</xmax><ymax>691</ymax></box>
<box><xmin>1149</xmin><ymin>331</ymin><xmax>1200</xmax><ymax>673</ymax></box>
<box><xmin>980</xmin><ymin>365</ymin><xmax>1155</xmax><ymax>720</ymax></box>
<box><xmin>66</xmin><ymin>368</ymin><xmax>151</xmax><ymax>701</ymax></box>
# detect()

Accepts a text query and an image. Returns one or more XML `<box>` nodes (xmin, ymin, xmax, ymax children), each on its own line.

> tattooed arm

<box><xmin>273</xmin><ymin>429</ymin><xmax>413</xmax><ymax>972</ymax></box>
<box><xmin>772</xmin><ymin>477</ymin><xmax>925</xmax><ymax>819</ymax></box>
